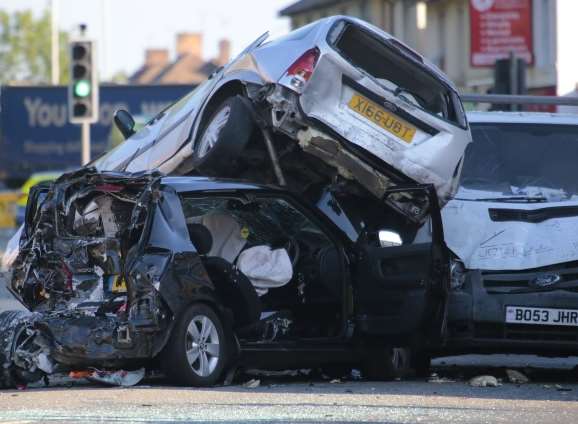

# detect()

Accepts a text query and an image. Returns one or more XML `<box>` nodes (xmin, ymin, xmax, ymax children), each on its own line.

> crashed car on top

<box><xmin>2</xmin><ymin>169</ymin><xmax>447</xmax><ymax>387</ymax></box>
<box><xmin>96</xmin><ymin>15</ymin><xmax>470</xmax><ymax>222</ymax></box>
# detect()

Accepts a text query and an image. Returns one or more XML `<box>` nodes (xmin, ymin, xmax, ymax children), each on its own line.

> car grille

<box><xmin>482</xmin><ymin>264</ymin><xmax>578</xmax><ymax>292</ymax></box>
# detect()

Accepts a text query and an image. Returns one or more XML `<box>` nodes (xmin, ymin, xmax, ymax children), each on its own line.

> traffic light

<box><xmin>68</xmin><ymin>40</ymin><xmax>98</xmax><ymax>123</ymax></box>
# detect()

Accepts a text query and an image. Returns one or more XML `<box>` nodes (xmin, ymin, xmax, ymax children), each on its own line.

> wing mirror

<box><xmin>378</xmin><ymin>230</ymin><xmax>403</xmax><ymax>247</ymax></box>
<box><xmin>114</xmin><ymin>109</ymin><xmax>136</xmax><ymax>139</ymax></box>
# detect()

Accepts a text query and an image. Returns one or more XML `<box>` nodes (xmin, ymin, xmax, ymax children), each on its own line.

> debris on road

<box><xmin>469</xmin><ymin>375</ymin><xmax>500</xmax><ymax>388</ymax></box>
<box><xmin>243</xmin><ymin>379</ymin><xmax>261</xmax><ymax>389</ymax></box>
<box><xmin>329</xmin><ymin>379</ymin><xmax>342</xmax><ymax>384</ymax></box>
<box><xmin>505</xmin><ymin>369</ymin><xmax>530</xmax><ymax>384</ymax></box>
<box><xmin>428</xmin><ymin>373</ymin><xmax>455</xmax><ymax>384</ymax></box>
<box><xmin>86</xmin><ymin>368</ymin><xmax>145</xmax><ymax>387</ymax></box>
<box><xmin>556</xmin><ymin>384</ymin><xmax>572</xmax><ymax>392</ymax></box>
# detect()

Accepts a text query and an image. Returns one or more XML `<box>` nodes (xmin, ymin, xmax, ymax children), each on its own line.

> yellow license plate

<box><xmin>348</xmin><ymin>93</ymin><xmax>417</xmax><ymax>143</ymax></box>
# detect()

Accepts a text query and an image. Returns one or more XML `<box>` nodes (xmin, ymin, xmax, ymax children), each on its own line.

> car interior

<box><xmin>179</xmin><ymin>195</ymin><xmax>345</xmax><ymax>341</ymax></box>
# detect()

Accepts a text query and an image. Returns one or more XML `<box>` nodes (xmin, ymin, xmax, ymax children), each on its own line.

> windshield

<box><xmin>458</xmin><ymin>123</ymin><xmax>578</xmax><ymax>202</ymax></box>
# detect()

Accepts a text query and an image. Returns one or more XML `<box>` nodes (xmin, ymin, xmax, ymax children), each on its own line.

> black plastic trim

<box><xmin>489</xmin><ymin>206</ymin><xmax>578</xmax><ymax>223</ymax></box>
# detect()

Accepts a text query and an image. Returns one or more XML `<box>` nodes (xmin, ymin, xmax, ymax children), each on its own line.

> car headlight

<box><xmin>450</xmin><ymin>259</ymin><xmax>466</xmax><ymax>290</ymax></box>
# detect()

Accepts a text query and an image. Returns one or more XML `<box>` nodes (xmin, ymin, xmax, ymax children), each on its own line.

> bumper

<box><xmin>446</xmin><ymin>270</ymin><xmax>578</xmax><ymax>355</ymax></box>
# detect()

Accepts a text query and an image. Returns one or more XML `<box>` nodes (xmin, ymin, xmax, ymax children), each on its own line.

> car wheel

<box><xmin>192</xmin><ymin>96</ymin><xmax>256</xmax><ymax>177</ymax></box>
<box><xmin>364</xmin><ymin>347</ymin><xmax>412</xmax><ymax>381</ymax></box>
<box><xmin>161</xmin><ymin>303</ymin><xmax>230</xmax><ymax>387</ymax></box>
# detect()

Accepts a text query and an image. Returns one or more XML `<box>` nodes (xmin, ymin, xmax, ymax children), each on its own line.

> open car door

<box><xmin>354</xmin><ymin>185</ymin><xmax>449</xmax><ymax>346</ymax></box>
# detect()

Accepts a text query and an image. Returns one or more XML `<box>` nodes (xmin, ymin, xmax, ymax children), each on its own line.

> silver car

<box><xmin>95</xmin><ymin>16</ymin><xmax>471</xmax><ymax>221</ymax></box>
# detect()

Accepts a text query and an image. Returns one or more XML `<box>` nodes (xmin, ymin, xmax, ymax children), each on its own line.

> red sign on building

<box><xmin>470</xmin><ymin>0</ymin><xmax>533</xmax><ymax>67</ymax></box>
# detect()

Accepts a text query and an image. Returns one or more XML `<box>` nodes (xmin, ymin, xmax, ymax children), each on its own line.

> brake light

<box><xmin>286</xmin><ymin>48</ymin><xmax>320</xmax><ymax>82</ymax></box>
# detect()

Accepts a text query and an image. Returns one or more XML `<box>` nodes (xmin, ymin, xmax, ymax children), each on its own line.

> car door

<box><xmin>354</xmin><ymin>185</ymin><xmax>449</xmax><ymax>344</ymax></box>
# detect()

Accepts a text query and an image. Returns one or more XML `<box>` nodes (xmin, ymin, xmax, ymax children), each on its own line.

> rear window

<box><xmin>329</xmin><ymin>21</ymin><xmax>466</xmax><ymax>128</ymax></box>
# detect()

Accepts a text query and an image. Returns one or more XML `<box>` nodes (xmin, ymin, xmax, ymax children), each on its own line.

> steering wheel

<box><xmin>284</xmin><ymin>237</ymin><xmax>300</xmax><ymax>268</ymax></box>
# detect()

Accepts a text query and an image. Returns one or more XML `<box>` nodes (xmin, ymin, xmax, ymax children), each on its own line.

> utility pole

<box><xmin>50</xmin><ymin>0</ymin><xmax>59</xmax><ymax>85</ymax></box>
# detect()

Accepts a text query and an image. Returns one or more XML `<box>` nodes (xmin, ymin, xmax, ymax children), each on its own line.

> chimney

<box><xmin>145</xmin><ymin>49</ymin><xmax>169</xmax><ymax>67</ymax></box>
<box><xmin>216</xmin><ymin>39</ymin><xmax>231</xmax><ymax>66</ymax></box>
<box><xmin>176</xmin><ymin>33</ymin><xmax>202</xmax><ymax>58</ymax></box>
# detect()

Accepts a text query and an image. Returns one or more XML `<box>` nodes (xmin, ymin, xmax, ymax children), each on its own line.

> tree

<box><xmin>0</xmin><ymin>9</ymin><xmax>69</xmax><ymax>84</ymax></box>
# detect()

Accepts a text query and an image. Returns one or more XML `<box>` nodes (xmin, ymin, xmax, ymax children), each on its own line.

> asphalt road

<box><xmin>1</xmin><ymin>365</ymin><xmax>578</xmax><ymax>424</ymax></box>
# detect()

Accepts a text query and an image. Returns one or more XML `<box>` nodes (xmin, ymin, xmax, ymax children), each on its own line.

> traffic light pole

<box><xmin>81</xmin><ymin>122</ymin><xmax>90</xmax><ymax>165</ymax></box>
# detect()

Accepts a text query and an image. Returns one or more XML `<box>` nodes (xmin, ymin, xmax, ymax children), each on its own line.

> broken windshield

<box><xmin>458</xmin><ymin>123</ymin><xmax>578</xmax><ymax>202</ymax></box>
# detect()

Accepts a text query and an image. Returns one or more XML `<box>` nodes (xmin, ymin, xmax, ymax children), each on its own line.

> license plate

<box><xmin>347</xmin><ymin>93</ymin><xmax>417</xmax><ymax>143</ymax></box>
<box><xmin>505</xmin><ymin>306</ymin><xmax>578</xmax><ymax>327</ymax></box>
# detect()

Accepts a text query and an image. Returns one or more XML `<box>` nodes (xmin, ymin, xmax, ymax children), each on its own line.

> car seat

<box><xmin>187</xmin><ymin>223</ymin><xmax>261</xmax><ymax>328</ymax></box>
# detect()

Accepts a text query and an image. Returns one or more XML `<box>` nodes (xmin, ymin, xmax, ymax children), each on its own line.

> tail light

<box><xmin>286</xmin><ymin>48</ymin><xmax>320</xmax><ymax>83</ymax></box>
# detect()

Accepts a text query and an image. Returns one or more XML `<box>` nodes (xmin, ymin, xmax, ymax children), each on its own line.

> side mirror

<box><xmin>378</xmin><ymin>230</ymin><xmax>403</xmax><ymax>247</ymax></box>
<box><xmin>114</xmin><ymin>109</ymin><xmax>136</xmax><ymax>139</ymax></box>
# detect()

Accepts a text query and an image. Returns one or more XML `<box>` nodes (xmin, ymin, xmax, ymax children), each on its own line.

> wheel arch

<box><xmin>199</xmin><ymin>80</ymin><xmax>246</xmax><ymax>126</ymax></box>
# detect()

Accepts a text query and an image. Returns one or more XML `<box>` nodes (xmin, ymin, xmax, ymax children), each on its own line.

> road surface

<box><xmin>1</xmin><ymin>376</ymin><xmax>578</xmax><ymax>423</ymax></box>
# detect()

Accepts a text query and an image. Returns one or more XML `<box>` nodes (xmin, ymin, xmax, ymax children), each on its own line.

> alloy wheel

<box><xmin>197</xmin><ymin>105</ymin><xmax>231</xmax><ymax>159</ymax></box>
<box><xmin>185</xmin><ymin>314</ymin><xmax>221</xmax><ymax>377</ymax></box>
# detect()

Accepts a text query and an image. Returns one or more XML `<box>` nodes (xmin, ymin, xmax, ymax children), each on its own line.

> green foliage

<box><xmin>0</xmin><ymin>9</ymin><xmax>69</xmax><ymax>84</ymax></box>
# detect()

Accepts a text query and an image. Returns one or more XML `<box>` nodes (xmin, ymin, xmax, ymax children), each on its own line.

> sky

<box><xmin>2</xmin><ymin>0</ymin><xmax>577</xmax><ymax>94</ymax></box>
<box><xmin>1</xmin><ymin>0</ymin><xmax>295</xmax><ymax>79</ymax></box>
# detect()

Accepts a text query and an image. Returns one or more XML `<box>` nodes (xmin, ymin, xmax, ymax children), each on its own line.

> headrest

<box><xmin>187</xmin><ymin>223</ymin><xmax>213</xmax><ymax>255</ymax></box>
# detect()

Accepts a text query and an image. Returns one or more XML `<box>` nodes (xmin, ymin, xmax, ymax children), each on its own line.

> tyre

<box><xmin>161</xmin><ymin>303</ymin><xmax>230</xmax><ymax>387</ymax></box>
<box><xmin>363</xmin><ymin>347</ymin><xmax>412</xmax><ymax>381</ymax></box>
<box><xmin>192</xmin><ymin>96</ymin><xmax>256</xmax><ymax>177</ymax></box>
<box><xmin>0</xmin><ymin>310</ymin><xmax>37</xmax><ymax>388</ymax></box>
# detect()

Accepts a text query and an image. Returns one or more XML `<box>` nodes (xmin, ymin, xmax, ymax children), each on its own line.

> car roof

<box><xmin>160</xmin><ymin>176</ymin><xmax>282</xmax><ymax>194</ymax></box>
<box><xmin>467</xmin><ymin>110</ymin><xmax>578</xmax><ymax>125</ymax></box>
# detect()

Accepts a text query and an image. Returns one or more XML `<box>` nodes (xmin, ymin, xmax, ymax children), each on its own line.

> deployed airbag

<box><xmin>236</xmin><ymin>246</ymin><xmax>293</xmax><ymax>296</ymax></box>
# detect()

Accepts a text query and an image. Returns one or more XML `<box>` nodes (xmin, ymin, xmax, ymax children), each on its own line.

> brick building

<box><xmin>130</xmin><ymin>33</ymin><xmax>230</xmax><ymax>85</ymax></box>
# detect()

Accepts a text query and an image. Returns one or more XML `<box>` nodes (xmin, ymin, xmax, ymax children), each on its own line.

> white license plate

<box><xmin>505</xmin><ymin>306</ymin><xmax>578</xmax><ymax>327</ymax></box>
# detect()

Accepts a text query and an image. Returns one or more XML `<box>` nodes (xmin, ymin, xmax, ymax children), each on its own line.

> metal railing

<box><xmin>461</xmin><ymin>94</ymin><xmax>578</xmax><ymax>106</ymax></box>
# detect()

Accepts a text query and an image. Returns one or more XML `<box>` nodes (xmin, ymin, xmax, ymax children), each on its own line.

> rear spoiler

<box><xmin>460</xmin><ymin>94</ymin><xmax>578</xmax><ymax>106</ymax></box>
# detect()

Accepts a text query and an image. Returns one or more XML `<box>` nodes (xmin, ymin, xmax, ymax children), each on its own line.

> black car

<box><xmin>1</xmin><ymin>169</ymin><xmax>447</xmax><ymax>387</ymax></box>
